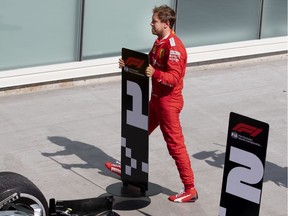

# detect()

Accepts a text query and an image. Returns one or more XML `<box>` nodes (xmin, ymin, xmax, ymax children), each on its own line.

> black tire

<box><xmin>0</xmin><ymin>172</ymin><xmax>48</xmax><ymax>216</ymax></box>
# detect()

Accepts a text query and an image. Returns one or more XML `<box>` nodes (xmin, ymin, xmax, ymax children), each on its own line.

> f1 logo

<box><xmin>232</xmin><ymin>123</ymin><xmax>263</xmax><ymax>137</ymax></box>
<box><xmin>125</xmin><ymin>57</ymin><xmax>145</xmax><ymax>69</ymax></box>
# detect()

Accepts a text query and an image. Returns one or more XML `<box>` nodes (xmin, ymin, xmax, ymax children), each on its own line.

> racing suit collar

<box><xmin>155</xmin><ymin>31</ymin><xmax>172</xmax><ymax>45</ymax></box>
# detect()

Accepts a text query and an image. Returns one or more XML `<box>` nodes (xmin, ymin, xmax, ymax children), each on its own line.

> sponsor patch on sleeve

<box><xmin>169</xmin><ymin>50</ymin><xmax>181</xmax><ymax>62</ymax></box>
<box><xmin>169</xmin><ymin>37</ymin><xmax>176</xmax><ymax>47</ymax></box>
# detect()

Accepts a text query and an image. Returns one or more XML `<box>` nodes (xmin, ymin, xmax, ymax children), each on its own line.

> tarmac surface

<box><xmin>0</xmin><ymin>54</ymin><xmax>287</xmax><ymax>216</ymax></box>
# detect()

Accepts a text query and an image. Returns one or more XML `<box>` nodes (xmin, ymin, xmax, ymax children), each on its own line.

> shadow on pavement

<box><xmin>42</xmin><ymin>136</ymin><xmax>118</xmax><ymax>177</ymax></box>
<box><xmin>41</xmin><ymin>136</ymin><xmax>178</xmax><ymax>201</ymax></box>
<box><xmin>192</xmin><ymin>147</ymin><xmax>287</xmax><ymax>188</ymax></box>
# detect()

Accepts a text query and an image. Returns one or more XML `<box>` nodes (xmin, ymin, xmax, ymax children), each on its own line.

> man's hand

<box><xmin>145</xmin><ymin>64</ymin><xmax>155</xmax><ymax>77</ymax></box>
<box><xmin>119</xmin><ymin>58</ymin><xmax>125</xmax><ymax>69</ymax></box>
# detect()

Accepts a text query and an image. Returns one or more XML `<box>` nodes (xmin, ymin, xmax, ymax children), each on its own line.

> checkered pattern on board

<box><xmin>121</xmin><ymin>137</ymin><xmax>148</xmax><ymax>176</ymax></box>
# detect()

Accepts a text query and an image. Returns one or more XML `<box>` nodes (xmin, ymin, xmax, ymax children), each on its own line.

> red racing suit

<box><xmin>148</xmin><ymin>31</ymin><xmax>194</xmax><ymax>189</ymax></box>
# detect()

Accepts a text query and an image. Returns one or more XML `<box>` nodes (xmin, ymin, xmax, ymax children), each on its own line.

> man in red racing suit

<box><xmin>148</xmin><ymin>30</ymin><xmax>196</xmax><ymax>195</ymax></box>
<box><xmin>146</xmin><ymin>12</ymin><xmax>197</xmax><ymax>204</ymax></box>
<box><xmin>106</xmin><ymin>5</ymin><xmax>198</xmax><ymax>203</ymax></box>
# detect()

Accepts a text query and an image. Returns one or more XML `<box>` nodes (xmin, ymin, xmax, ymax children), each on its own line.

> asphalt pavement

<box><xmin>0</xmin><ymin>54</ymin><xmax>287</xmax><ymax>215</ymax></box>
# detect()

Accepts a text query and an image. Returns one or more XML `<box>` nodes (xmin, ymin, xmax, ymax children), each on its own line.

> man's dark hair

<box><xmin>153</xmin><ymin>5</ymin><xmax>176</xmax><ymax>29</ymax></box>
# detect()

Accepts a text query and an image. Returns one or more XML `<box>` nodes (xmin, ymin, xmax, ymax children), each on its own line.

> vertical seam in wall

<box><xmin>78</xmin><ymin>0</ymin><xmax>85</xmax><ymax>61</ymax></box>
<box><xmin>258</xmin><ymin>0</ymin><xmax>265</xmax><ymax>39</ymax></box>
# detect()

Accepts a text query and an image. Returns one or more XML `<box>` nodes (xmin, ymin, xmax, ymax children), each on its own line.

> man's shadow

<box><xmin>41</xmin><ymin>136</ymin><xmax>118</xmax><ymax>177</ymax></box>
<box><xmin>192</xmin><ymin>148</ymin><xmax>287</xmax><ymax>188</ymax></box>
<box><xmin>41</xmin><ymin>136</ymin><xmax>177</xmax><ymax>196</ymax></box>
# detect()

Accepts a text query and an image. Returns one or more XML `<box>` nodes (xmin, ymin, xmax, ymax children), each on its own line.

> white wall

<box><xmin>0</xmin><ymin>37</ymin><xmax>287</xmax><ymax>89</ymax></box>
